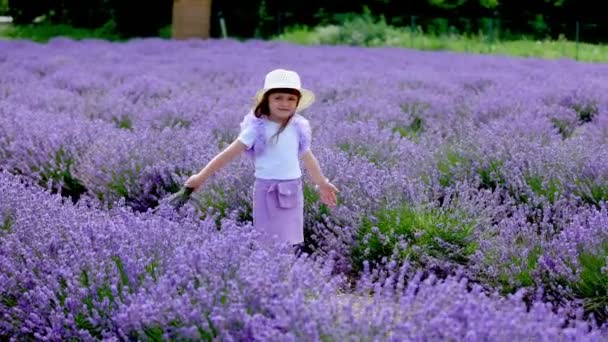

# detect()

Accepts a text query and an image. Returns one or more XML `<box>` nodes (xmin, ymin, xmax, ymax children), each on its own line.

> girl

<box><xmin>183</xmin><ymin>68</ymin><xmax>339</xmax><ymax>246</ymax></box>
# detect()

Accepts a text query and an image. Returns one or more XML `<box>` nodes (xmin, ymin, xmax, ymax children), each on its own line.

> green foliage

<box><xmin>303</xmin><ymin>183</ymin><xmax>329</xmax><ymax>217</ymax></box>
<box><xmin>0</xmin><ymin>0</ymin><xmax>8</xmax><ymax>15</ymax></box>
<box><xmin>328</xmin><ymin>13</ymin><xmax>400</xmax><ymax>47</ymax></box>
<box><xmin>496</xmin><ymin>245</ymin><xmax>543</xmax><ymax>293</ymax></box>
<box><xmin>395</xmin><ymin>102</ymin><xmax>427</xmax><ymax>139</ymax></box>
<box><xmin>477</xmin><ymin>159</ymin><xmax>506</xmax><ymax>190</ymax></box>
<box><xmin>549</xmin><ymin>100</ymin><xmax>597</xmax><ymax>139</ymax></box>
<box><xmin>427</xmin><ymin>17</ymin><xmax>451</xmax><ymax>36</ymax></box>
<box><xmin>96</xmin><ymin>279</ymin><xmax>115</xmax><ymax>304</ymax></box>
<box><xmin>6</xmin><ymin>0</ymin><xmax>171</xmax><ymax>38</ymax></box>
<box><xmin>198</xmin><ymin>322</ymin><xmax>217</xmax><ymax>342</ymax></box>
<box><xmin>80</xmin><ymin>269</ymin><xmax>90</xmax><ymax>288</ymax></box>
<box><xmin>112</xmin><ymin>114</ymin><xmax>133</xmax><ymax>130</ymax></box>
<box><xmin>55</xmin><ymin>276</ymin><xmax>68</xmax><ymax>308</ymax></box>
<box><xmin>575</xmin><ymin>178</ymin><xmax>608</xmax><ymax>208</ymax></box>
<box><xmin>194</xmin><ymin>184</ymin><xmax>252</xmax><ymax>228</ymax></box>
<box><xmin>338</xmin><ymin>13</ymin><xmax>391</xmax><ymax>46</ymax></box>
<box><xmin>197</xmin><ymin>187</ymin><xmax>230</xmax><ymax>228</ymax></box>
<box><xmin>74</xmin><ymin>269</ymin><xmax>104</xmax><ymax>338</ymax></box>
<box><xmin>393</xmin><ymin>115</ymin><xmax>424</xmax><ymax>139</ymax></box>
<box><xmin>158</xmin><ymin>25</ymin><xmax>171</xmax><ymax>39</ymax></box>
<box><xmin>3</xmin><ymin>0</ymin><xmax>608</xmax><ymax>46</ymax></box>
<box><xmin>352</xmin><ymin>203</ymin><xmax>477</xmax><ymax>273</ymax></box>
<box><xmin>302</xmin><ymin>182</ymin><xmax>345</xmax><ymax>254</ymax></box>
<box><xmin>550</xmin><ymin>117</ymin><xmax>575</xmax><ymax>139</ymax></box>
<box><xmin>143</xmin><ymin>325</ymin><xmax>164</xmax><ymax>342</ymax></box>
<box><xmin>73</xmin><ymin>258</ymin><xmax>168</xmax><ymax>337</ymax></box>
<box><xmin>437</xmin><ymin>149</ymin><xmax>470</xmax><ymax>187</ymax></box>
<box><xmin>530</xmin><ymin>14</ymin><xmax>550</xmax><ymax>38</ymax></box>
<box><xmin>75</xmin><ymin>312</ymin><xmax>102</xmax><ymax>339</ymax></box>
<box><xmin>279</xmin><ymin>9</ymin><xmax>401</xmax><ymax>47</ymax></box>
<box><xmin>254</xmin><ymin>0</ymin><xmax>274</xmax><ymax>38</ymax></box>
<box><xmin>107</xmin><ymin>168</ymin><xmax>139</xmax><ymax>200</ymax></box>
<box><xmin>428</xmin><ymin>0</ymin><xmax>468</xmax><ymax>10</ymax></box>
<box><xmin>401</xmin><ymin>101</ymin><xmax>430</xmax><ymax>117</ymax></box>
<box><xmin>36</xmin><ymin>148</ymin><xmax>87</xmax><ymax>202</ymax></box>
<box><xmin>144</xmin><ymin>259</ymin><xmax>159</xmax><ymax>282</ymax></box>
<box><xmin>525</xmin><ymin>175</ymin><xmax>561</xmax><ymax>204</ymax></box>
<box><xmin>3</xmin><ymin>21</ymin><xmax>122</xmax><ymax>42</ymax></box>
<box><xmin>276</xmin><ymin>16</ymin><xmax>608</xmax><ymax>63</ymax></box>
<box><xmin>137</xmin><ymin>318</ymin><xmax>216</xmax><ymax>342</ymax></box>
<box><xmin>574</xmin><ymin>242</ymin><xmax>608</xmax><ymax>322</ymax></box>
<box><xmin>480</xmin><ymin>0</ymin><xmax>499</xmax><ymax>8</ymax></box>
<box><xmin>1</xmin><ymin>211</ymin><xmax>13</xmax><ymax>234</ymax></box>
<box><xmin>0</xmin><ymin>293</ymin><xmax>17</xmax><ymax>308</ymax></box>
<box><xmin>112</xmin><ymin>255</ymin><xmax>133</xmax><ymax>296</ymax></box>
<box><xmin>573</xmin><ymin>102</ymin><xmax>599</xmax><ymax>123</ymax></box>
<box><xmin>337</xmin><ymin>142</ymin><xmax>384</xmax><ymax>166</ymax></box>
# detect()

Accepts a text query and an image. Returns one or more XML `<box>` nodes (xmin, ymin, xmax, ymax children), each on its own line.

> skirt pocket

<box><xmin>276</xmin><ymin>181</ymin><xmax>300</xmax><ymax>209</ymax></box>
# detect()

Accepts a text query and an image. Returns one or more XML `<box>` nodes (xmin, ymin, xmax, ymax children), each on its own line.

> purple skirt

<box><xmin>253</xmin><ymin>178</ymin><xmax>304</xmax><ymax>245</ymax></box>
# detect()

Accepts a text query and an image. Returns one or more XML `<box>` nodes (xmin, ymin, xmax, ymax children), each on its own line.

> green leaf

<box><xmin>0</xmin><ymin>294</ymin><xmax>17</xmax><ymax>308</ymax></box>
<box><xmin>1</xmin><ymin>214</ymin><xmax>13</xmax><ymax>233</ymax></box>
<box><xmin>112</xmin><ymin>255</ymin><xmax>133</xmax><ymax>294</ymax></box>
<box><xmin>144</xmin><ymin>325</ymin><xmax>164</xmax><ymax>342</ymax></box>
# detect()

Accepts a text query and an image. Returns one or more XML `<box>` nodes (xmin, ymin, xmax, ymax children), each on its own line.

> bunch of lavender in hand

<box><xmin>167</xmin><ymin>186</ymin><xmax>194</xmax><ymax>209</ymax></box>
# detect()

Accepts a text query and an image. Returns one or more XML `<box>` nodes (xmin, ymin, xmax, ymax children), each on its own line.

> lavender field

<box><xmin>1</xmin><ymin>37</ymin><xmax>608</xmax><ymax>340</ymax></box>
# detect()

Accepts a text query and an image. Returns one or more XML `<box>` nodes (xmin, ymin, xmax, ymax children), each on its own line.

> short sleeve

<box><xmin>295</xmin><ymin>116</ymin><xmax>312</xmax><ymax>155</ymax></box>
<box><xmin>237</xmin><ymin>124</ymin><xmax>256</xmax><ymax>148</ymax></box>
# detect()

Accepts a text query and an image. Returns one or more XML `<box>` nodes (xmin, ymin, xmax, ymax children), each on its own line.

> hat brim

<box><xmin>254</xmin><ymin>88</ymin><xmax>315</xmax><ymax>111</ymax></box>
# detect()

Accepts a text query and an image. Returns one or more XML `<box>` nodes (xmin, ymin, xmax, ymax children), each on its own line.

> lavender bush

<box><xmin>1</xmin><ymin>37</ymin><xmax>608</xmax><ymax>338</ymax></box>
<box><xmin>0</xmin><ymin>171</ymin><xmax>605</xmax><ymax>340</ymax></box>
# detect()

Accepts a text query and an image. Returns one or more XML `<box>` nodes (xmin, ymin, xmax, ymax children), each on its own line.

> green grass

<box><xmin>275</xmin><ymin>23</ymin><xmax>608</xmax><ymax>63</ymax></box>
<box><xmin>0</xmin><ymin>21</ymin><xmax>122</xmax><ymax>42</ymax></box>
<box><xmin>0</xmin><ymin>21</ymin><xmax>172</xmax><ymax>43</ymax></box>
<box><xmin>1</xmin><ymin>18</ymin><xmax>607</xmax><ymax>63</ymax></box>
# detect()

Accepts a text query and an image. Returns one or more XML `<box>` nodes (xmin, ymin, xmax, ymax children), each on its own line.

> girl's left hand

<box><xmin>318</xmin><ymin>180</ymin><xmax>339</xmax><ymax>207</ymax></box>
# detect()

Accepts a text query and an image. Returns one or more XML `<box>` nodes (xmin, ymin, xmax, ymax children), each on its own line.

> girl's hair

<box><xmin>254</xmin><ymin>88</ymin><xmax>302</xmax><ymax>142</ymax></box>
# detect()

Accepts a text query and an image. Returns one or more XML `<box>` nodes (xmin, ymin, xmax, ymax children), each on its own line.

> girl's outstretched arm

<box><xmin>301</xmin><ymin>150</ymin><xmax>339</xmax><ymax>207</ymax></box>
<box><xmin>185</xmin><ymin>139</ymin><xmax>247</xmax><ymax>191</ymax></box>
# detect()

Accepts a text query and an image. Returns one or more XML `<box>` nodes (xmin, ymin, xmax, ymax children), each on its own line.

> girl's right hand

<box><xmin>184</xmin><ymin>173</ymin><xmax>203</xmax><ymax>191</ymax></box>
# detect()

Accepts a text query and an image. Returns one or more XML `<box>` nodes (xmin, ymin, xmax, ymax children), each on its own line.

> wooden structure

<box><xmin>172</xmin><ymin>0</ymin><xmax>212</xmax><ymax>39</ymax></box>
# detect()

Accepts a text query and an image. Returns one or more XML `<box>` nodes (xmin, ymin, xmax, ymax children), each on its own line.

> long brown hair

<box><xmin>254</xmin><ymin>88</ymin><xmax>301</xmax><ymax>142</ymax></box>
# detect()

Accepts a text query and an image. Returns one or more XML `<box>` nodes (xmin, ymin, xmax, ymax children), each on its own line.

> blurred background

<box><xmin>0</xmin><ymin>0</ymin><xmax>607</xmax><ymax>61</ymax></box>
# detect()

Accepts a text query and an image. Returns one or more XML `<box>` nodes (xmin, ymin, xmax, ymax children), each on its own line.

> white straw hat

<box><xmin>254</xmin><ymin>69</ymin><xmax>315</xmax><ymax>111</ymax></box>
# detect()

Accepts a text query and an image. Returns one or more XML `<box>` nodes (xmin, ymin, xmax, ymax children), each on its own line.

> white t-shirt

<box><xmin>238</xmin><ymin>118</ymin><xmax>305</xmax><ymax>180</ymax></box>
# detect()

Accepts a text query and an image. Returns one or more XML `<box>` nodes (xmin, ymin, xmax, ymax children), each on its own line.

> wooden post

<box><xmin>172</xmin><ymin>0</ymin><xmax>212</xmax><ymax>39</ymax></box>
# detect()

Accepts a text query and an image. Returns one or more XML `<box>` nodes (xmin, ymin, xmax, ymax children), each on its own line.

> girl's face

<box><xmin>267</xmin><ymin>92</ymin><xmax>299</xmax><ymax>123</ymax></box>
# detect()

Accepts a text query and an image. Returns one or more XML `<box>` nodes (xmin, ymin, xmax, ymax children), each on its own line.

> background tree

<box><xmin>4</xmin><ymin>0</ymin><xmax>607</xmax><ymax>43</ymax></box>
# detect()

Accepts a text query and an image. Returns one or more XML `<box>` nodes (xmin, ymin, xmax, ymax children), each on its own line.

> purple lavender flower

<box><xmin>1</xmin><ymin>37</ymin><xmax>608</xmax><ymax>339</ymax></box>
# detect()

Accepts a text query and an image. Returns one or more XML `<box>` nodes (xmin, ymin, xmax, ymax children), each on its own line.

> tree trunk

<box><xmin>172</xmin><ymin>0</ymin><xmax>212</xmax><ymax>39</ymax></box>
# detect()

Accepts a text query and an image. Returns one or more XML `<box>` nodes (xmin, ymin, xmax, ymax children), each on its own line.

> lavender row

<box><xmin>1</xmin><ymin>172</ymin><xmax>605</xmax><ymax>340</ymax></box>
<box><xmin>1</xmin><ymin>38</ymin><xmax>607</xmax><ymax>326</ymax></box>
